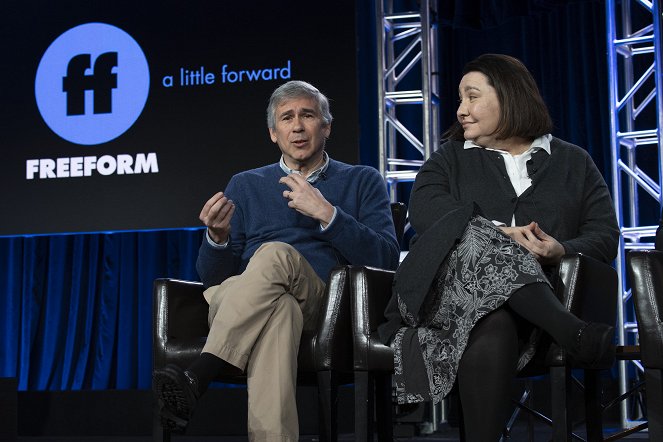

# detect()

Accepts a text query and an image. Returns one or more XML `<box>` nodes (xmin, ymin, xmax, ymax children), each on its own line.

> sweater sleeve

<box><xmin>409</xmin><ymin>145</ymin><xmax>467</xmax><ymax>235</ymax></box>
<box><xmin>195</xmin><ymin>176</ymin><xmax>244</xmax><ymax>288</ymax></box>
<box><xmin>559</xmin><ymin>153</ymin><xmax>619</xmax><ymax>263</ymax></box>
<box><xmin>319</xmin><ymin>167</ymin><xmax>400</xmax><ymax>270</ymax></box>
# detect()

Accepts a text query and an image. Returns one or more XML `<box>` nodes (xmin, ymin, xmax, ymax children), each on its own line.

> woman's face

<box><xmin>457</xmin><ymin>71</ymin><xmax>501</xmax><ymax>147</ymax></box>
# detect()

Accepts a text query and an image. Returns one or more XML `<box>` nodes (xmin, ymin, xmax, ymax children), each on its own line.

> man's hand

<box><xmin>279</xmin><ymin>174</ymin><xmax>334</xmax><ymax>227</ymax></box>
<box><xmin>199</xmin><ymin>191</ymin><xmax>235</xmax><ymax>244</ymax></box>
<box><xmin>499</xmin><ymin>222</ymin><xmax>565</xmax><ymax>265</ymax></box>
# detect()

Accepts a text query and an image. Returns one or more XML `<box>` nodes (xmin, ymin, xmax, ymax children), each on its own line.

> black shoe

<box><xmin>569</xmin><ymin>322</ymin><xmax>616</xmax><ymax>367</ymax></box>
<box><xmin>153</xmin><ymin>364</ymin><xmax>200</xmax><ymax>433</ymax></box>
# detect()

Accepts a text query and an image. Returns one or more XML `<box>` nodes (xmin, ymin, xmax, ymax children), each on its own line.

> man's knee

<box><xmin>273</xmin><ymin>294</ymin><xmax>303</xmax><ymax>330</ymax></box>
<box><xmin>251</xmin><ymin>241</ymin><xmax>301</xmax><ymax>262</ymax></box>
<box><xmin>254</xmin><ymin>241</ymin><xmax>298</xmax><ymax>260</ymax></box>
<box><xmin>250</xmin><ymin>242</ymin><xmax>306</xmax><ymax>277</ymax></box>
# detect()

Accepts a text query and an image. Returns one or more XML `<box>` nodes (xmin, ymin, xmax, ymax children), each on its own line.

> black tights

<box><xmin>457</xmin><ymin>283</ymin><xmax>586</xmax><ymax>441</ymax></box>
<box><xmin>508</xmin><ymin>282</ymin><xmax>584</xmax><ymax>350</ymax></box>
<box><xmin>458</xmin><ymin>308</ymin><xmax>519</xmax><ymax>441</ymax></box>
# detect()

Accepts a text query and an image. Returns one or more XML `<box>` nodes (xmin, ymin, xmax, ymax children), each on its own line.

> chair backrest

<box><xmin>627</xmin><ymin>250</ymin><xmax>663</xmax><ymax>368</ymax></box>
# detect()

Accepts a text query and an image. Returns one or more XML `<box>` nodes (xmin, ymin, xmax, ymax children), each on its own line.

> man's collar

<box><xmin>463</xmin><ymin>134</ymin><xmax>552</xmax><ymax>155</ymax></box>
<box><xmin>279</xmin><ymin>151</ymin><xmax>330</xmax><ymax>183</ymax></box>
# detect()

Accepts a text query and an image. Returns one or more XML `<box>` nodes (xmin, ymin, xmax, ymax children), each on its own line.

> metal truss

<box><xmin>375</xmin><ymin>0</ymin><xmax>443</xmax><ymax>430</ymax></box>
<box><xmin>376</xmin><ymin>0</ymin><xmax>440</xmax><ymax>203</ymax></box>
<box><xmin>606</xmin><ymin>0</ymin><xmax>663</xmax><ymax>428</ymax></box>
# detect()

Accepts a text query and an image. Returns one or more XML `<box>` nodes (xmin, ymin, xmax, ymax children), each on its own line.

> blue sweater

<box><xmin>197</xmin><ymin>159</ymin><xmax>400</xmax><ymax>288</ymax></box>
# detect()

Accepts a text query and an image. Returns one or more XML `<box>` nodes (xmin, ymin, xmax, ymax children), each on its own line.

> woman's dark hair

<box><xmin>444</xmin><ymin>54</ymin><xmax>553</xmax><ymax>142</ymax></box>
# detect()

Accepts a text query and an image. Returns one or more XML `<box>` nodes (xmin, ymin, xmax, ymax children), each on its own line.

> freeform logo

<box><xmin>26</xmin><ymin>153</ymin><xmax>159</xmax><ymax>180</ymax></box>
<box><xmin>63</xmin><ymin>52</ymin><xmax>118</xmax><ymax>116</ymax></box>
<box><xmin>35</xmin><ymin>23</ymin><xmax>150</xmax><ymax>145</ymax></box>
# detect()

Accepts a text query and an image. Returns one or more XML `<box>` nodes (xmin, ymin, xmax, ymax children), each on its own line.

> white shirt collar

<box><xmin>279</xmin><ymin>151</ymin><xmax>330</xmax><ymax>184</ymax></box>
<box><xmin>463</xmin><ymin>134</ymin><xmax>552</xmax><ymax>155</ymax></box>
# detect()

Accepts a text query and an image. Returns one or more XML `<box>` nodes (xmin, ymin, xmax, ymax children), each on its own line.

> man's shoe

<box><xmin>153</xmin><ymin>364</ymin><xmax>200</xmax><ymax>433</ymax></box>
<box><xmin>569</xmin><ymin>322</ymin><xmax>616</xmax><ymax>367</ymax></box>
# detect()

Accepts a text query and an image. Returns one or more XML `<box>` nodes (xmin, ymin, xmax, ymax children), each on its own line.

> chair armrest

<box><xmin>349</xmin><ymin>265</ymin><xmax>396</xmax><ymax>371</ymax></box>
<box><xmin>627</xmin><ymin>250</ymin><xmax>663</xmax><ymax>368</ymax></box>
<box><xmin>311</xmin><ymin>266</ymin><xmax>353</xmax><ymax>371</ymax></box>
<box><xmin>153</xmin><ymin>278</ymin><xmax>210</xmax><ymax>369</ymax></box>
<box><xmin>390</xmin><ymin>202</ymin><xmax>407</xmax><ymax>245</ymax></box>
<box><xmin>556</xmin><ymin>253</ymin><xmax>618</xmax><ymax>327</ymax></box>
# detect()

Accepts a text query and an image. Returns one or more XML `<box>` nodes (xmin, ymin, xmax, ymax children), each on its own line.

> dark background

<box><xmin>1</xmin><ymin>0</ymin><xmax>359</xmax><ymax>235</ymax></box>
<box><xmin>2</xmin><ymin>0</ymin><xmax>653</xmax><ymax>394</ymax></box>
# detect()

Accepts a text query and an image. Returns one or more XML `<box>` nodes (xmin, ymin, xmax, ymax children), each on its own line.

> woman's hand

<box><xmin>499</xmin><ymin>222</ymin><xmax>565</xmax><ymax>265</ymax></box>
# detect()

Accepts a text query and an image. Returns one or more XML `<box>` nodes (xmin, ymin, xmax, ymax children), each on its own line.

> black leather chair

<box><xmin>152</xmin><ymin>265</ymin><xmax>353</xmax><ymax>442</ymax></box>
<box><xmin>152</xmin><ymin>202</ymin><xmax>407</xmax><ymax>442</ymax></box>
<box><xmin>513</xmin><ymin>253</ymin><xmax>618</xmax><ymax>442</ymax></box>
<box><xmin>349</xmin><ymin>265</ymin><xmax>397</xmax><ymax>442</ymax></box>
<box><xmin>349</xmin><ymin>252</ymin><xmax>618</xmax><ymax>442</ymax></box>
<box><xmin>626</xmin><ymin>249</ymin><xmax>663</xmax><ymax>441</ymax></box>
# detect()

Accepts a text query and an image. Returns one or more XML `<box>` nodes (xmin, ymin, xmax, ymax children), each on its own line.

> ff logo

<box><xmin>35</xmin><ymin>23</ymin><xmax>150</xmax><ymax>145</ymax></box>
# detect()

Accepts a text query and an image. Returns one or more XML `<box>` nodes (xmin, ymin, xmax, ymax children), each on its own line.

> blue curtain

<box><xmin>1</xmin><ymin>230</ymin><xmax>203</xmax><ymax>390</ymax></box>
<box><xmin>435</xmin><ymin>0</ymin><xmax>611</xmax><ymax>176</ymax></box>
<box><xmin>1</xmin><ymin>0</ymin><xmax>613</xmax><ymax>391</ymax></box>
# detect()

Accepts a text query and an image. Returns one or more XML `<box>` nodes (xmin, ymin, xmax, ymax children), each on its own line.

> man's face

<box><xmin>269</xmin><ymin>96</ymin><xmax>331</xmax><ymax>169</ymax></box>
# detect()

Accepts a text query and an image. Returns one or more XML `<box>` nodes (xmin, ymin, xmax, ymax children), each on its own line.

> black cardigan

<box><xmin>378</xmin><ymin>137</ymin><xmax>620</xmax><ymax>344</ymax></box>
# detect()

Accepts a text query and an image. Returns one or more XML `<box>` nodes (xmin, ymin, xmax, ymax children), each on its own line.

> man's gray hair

<box><xmin>266</xmin><ymin>80</ymin><xmax>333</xmax><ymax>129</ymax></box>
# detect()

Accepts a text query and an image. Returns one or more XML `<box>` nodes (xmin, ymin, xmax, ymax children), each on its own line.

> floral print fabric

<box><xmin>392</xmin><ymin>216</ymin><xmax>549</xmax><ymax>404</ymax></box>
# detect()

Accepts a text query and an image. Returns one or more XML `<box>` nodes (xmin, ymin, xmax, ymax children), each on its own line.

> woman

<box><xmin>378</xmin><ymin>54</ymin><xmax>620</xmax><ymax>440</ymax></box>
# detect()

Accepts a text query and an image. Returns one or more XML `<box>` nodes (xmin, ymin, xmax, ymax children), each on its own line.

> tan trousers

<box><xmin>202</xmin><ymin>242</ymin><xmax>326</xmax><ymax>442</ymax></box>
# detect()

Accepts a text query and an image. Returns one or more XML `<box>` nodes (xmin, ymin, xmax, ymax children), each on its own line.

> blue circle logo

<box><xmin>35</xmin><ymin>23</ymin><xmax>150</xmax><ymax>145</ymax></box>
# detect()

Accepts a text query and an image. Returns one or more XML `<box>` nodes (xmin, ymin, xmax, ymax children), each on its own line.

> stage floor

<box><xmin>14</xmin><ymin>425</ymin><xmax>651</xmax><ymax>442</ymax></box>
<box><xmin>10</xmin><ymin>384</ymin><xmax>651</xmax><ymax>441</ymax></box>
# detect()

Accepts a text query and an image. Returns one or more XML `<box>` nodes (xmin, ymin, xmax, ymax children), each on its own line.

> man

<box><xmin>153</xmin><ymin>80</ymin><xmax>400</xmax><ymax>441</ymax></box>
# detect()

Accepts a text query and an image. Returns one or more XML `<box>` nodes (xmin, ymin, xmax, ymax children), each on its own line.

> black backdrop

<box><xmin>2</xmin><ymin>0</ymin><xmax>359</xmax><ymax>235</ymax></box>
<box><xmin>1</xmin><ymin>0</ymin><xmax>622</xmax><ymax>391</ymax></box>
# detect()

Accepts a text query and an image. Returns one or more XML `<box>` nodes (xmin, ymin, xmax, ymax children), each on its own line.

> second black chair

<box><xmin>349</xmin><ymin>252</ymin><xmax>618</xmax><ymax>442</ymax></box>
